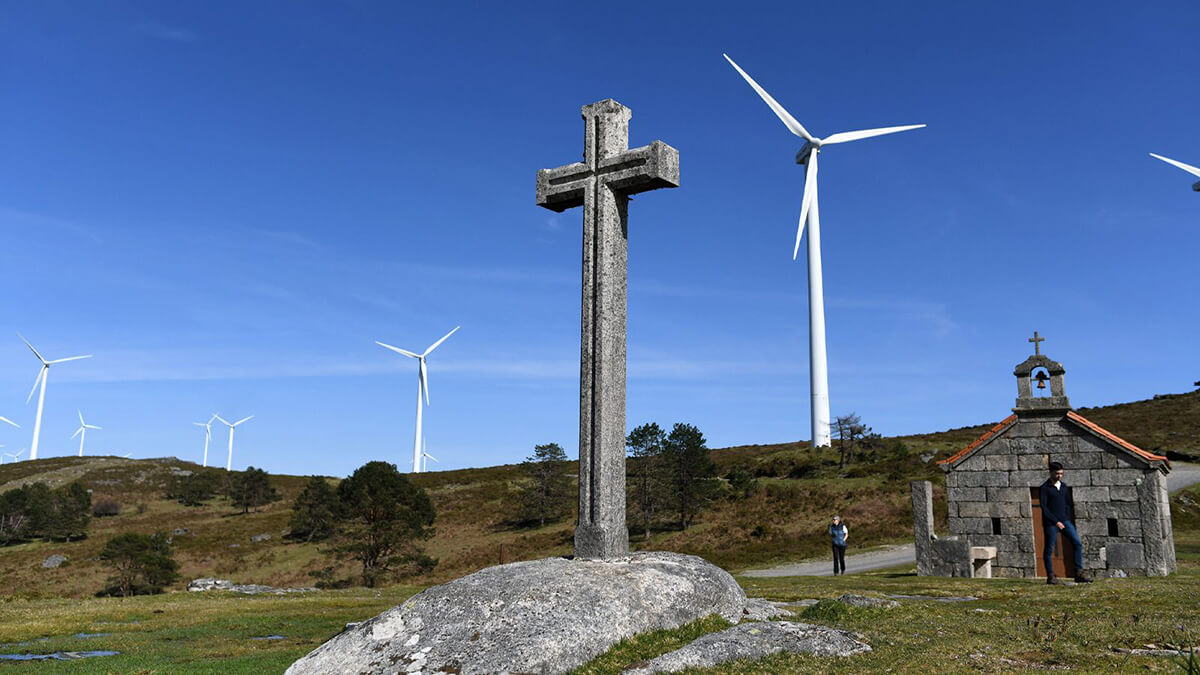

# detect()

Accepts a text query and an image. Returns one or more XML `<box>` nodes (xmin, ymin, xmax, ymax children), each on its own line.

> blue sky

<box><xmin>1</xmin><ymin>2</ymin><xmax>1197</xmax><ymax>476</ymax></box>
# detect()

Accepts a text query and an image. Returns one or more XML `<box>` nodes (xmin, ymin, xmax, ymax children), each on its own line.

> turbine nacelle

<box><xmin>796</xmin><ymin>142</ymin><xmax>818</xmax><ymax>165</ymax></box>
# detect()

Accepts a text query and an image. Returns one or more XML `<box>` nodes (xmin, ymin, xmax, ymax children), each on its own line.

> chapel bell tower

<box><xmin>1013</xmin><ymin>331</ymin><xmax>1070</xmax><ymax>414</ymax></box>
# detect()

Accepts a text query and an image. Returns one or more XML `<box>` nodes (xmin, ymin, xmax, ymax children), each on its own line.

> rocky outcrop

<box><xmin>187</xmin><ymin>578</ymin><xmax>314</xmax><ymax>595</ymax></box>
<box><xmin>286</xmin><ymin>552</ymin><xmax>748</xmax><ymax>675</ymax></box>
<box><xmin>835</xmin><ymin>593</ymin><xmax>900</xmax><ymax>609</ymax></box>
<box><xmin>623</xmin><ymin>621</ymin><xmax>871</xmax><ymax>673</ymax></box>
<box><xmin>41</xmin><ymin>554</ymin><xmax>67</xmax><ymax>569</ymax></box>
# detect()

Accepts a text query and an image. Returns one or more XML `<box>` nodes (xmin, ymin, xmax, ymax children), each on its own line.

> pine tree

<box><xmin>99</xmin><ymin>532</ymin><xmax>180</xmax><ymax>597</ymax></box>
<box><xmin>518</xmin><ymin>443</ymin><xmax>571</xmax><ymax>527</ymax></box>
<box><xmin>228</xmin><ymin>467</ymin><xmax>279</xmax><ymax>514</ymax></box>
<box><xmin>662</xmin><ymin>423</ymin><xmax>717</xmax><ymax>530</ymax></box>
<box><xmin>290</xmin><ymin>476</ymin><xmax>338</xmax><ymax>542</ymax></box>
<box><xmin>626</xmin><ymin>423</ymin><xmax>666</xmax><ymax>540</ymax></box>
<box><xmin>335</xmin><ymin>461</ymin><xmax>436</xmax><ymax>587</ymax></box>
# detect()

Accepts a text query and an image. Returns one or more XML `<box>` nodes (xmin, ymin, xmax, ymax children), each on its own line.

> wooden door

<box><xmin>1030</xmin><ymin>486</ymin><xmax>1075</xmax><ymax>578</ymax></box>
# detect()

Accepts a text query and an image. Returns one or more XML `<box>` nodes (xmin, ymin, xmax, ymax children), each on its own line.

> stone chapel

<box><xmin>912</xmin><ymin>335</ymin><xmax>1176</xmax><ymax>579</ymax></box>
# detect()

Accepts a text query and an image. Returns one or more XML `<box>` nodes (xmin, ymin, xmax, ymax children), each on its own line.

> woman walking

<box><xmin>830</xmin><ymin>515</ymin><xmax>848</xmax><ymax>575</ymax></box>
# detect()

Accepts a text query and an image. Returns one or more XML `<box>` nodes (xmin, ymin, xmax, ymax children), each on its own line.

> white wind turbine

<box><xmin>3</xmin><ymin>448</ymin><xmax>27</xmax><ymax>464</ymax></box>
<box><xmin>377</xmin><ymin>326</ymin><xmax>459</xmax><ymax>473</ymax></box>
<box><xmin>724</xmin><ymin>54</ymin><xmax>924</xmax><ymax>448</ymax></box>
<box><xmin>1149</xmin><ymin>153</ymin><xmax>1200</xmax><ymax>192</ymax></box>
<box><xmin>71</xmin><ymin>411</ymin><xmax>102</xmax><ymax>457</ymax></box>
<box><xmin>20</xmin><ymin>335</ymin><xmax>93</xmax><ymax>460</ymax></box>
<box><xmin>421</xmin><ymin>438</ymin><xmax>439</xmax><ymax>473</ymax></box>
<box><xmin>193</xmin><ymin>413</ymin><xmax>219</xmax><ymax>467</ymax></box>
<box><xmin>214</xmin><ymin>415</ymin><xmax>253</xmax><ymax>471</ymax></box>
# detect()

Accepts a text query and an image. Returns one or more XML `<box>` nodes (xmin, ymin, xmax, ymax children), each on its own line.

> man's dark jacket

<box><xmin>1039</xmin><ymin>480</ymin><xmax>1075</xmax><ymax>525</ymax></box>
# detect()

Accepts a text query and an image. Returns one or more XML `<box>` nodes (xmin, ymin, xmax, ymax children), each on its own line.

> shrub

<box><xmin>93</xmin><ymin>499</ymin><xmax>121</xmax><ymax>518</ymax></box>
<box><xmin>167</xmin><ymin>470</ymin><xmax>221</xmax><ymax>506</ymax></box>
<box><xmin>98</xmin><ymin>532</ymin><xmax>180</xmax><ymax>597</ymax></box>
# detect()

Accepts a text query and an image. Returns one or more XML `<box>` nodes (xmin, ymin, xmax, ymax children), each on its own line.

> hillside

<box><xmin>0</xmin><ymin>389</ymin><xmax>1196</xmax><ymax>599</ymax></box>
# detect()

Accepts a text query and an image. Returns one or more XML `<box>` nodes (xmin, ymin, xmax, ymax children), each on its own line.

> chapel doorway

<box><xmin>1030</xmin><ymin>486</ymin><xmax>1076</xmax><ymax>578</ymax></box>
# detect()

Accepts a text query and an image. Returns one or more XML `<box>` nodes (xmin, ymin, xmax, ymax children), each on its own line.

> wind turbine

<box><xmin>214</xmin><ymin>415</ymin><xmax>253</xmax><ymax>471</ymax></box>
<box><xmin>71</xmin><ymin>411</ymin><xmax>102</xmax><ymax>457</ymax></box>
<box><xmin>723</xmin><ymin>54</ymin><xmax>924</xmax><ymax>448</ymax></box>
<box><xmin>421</xmin><ymin>438</ymin><xmax>439</xmax><ymax>473</ymax></box>
<box><xmin>3</xmin><ymin>448</ymin><xmax>26</xmax><ymax>464</ymax></box>
<box><xmin>1149</xmin><ymin>153</ymin><xmax>1200</xmax><ymax>191</ymax></box>
<box><xmin>20</xmin><ymin>335</ymin><xmax>93</xmax><ymax>460</ymax></box>
<box><xmin>193</xmin><ymin>413</ymin><xmax>219</xmax><ymax>467</ymax></box>
<box><xmin>376</xmin><ymin>326</ymin><xmax>459</xmax><ymax>473</ymax></box>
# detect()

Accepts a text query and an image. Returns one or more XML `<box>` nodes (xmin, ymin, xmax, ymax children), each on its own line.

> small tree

<box><xmin>662</xmin><ymin>423</ymin><xmax>718</xmax><ymax>530</ymax></box>
<box><xmin>228</xmin><ymin>467</ymin><xmax>279</xmax><ymax>514</ymax></box>
<box><xmin>335</xmin><ymin>461</ymin><xmax>436</xmax><ymax>587</ymax></box>
<box><xmin>833</xmin><ymin>413</ymin><xmax>869</xmax><ymax>469</ymax></box>
<box><xmin>290</xmin><ymin>476</ymin><xmax>338</xmax><ymax>542</ymax></box>
<box><xmin>99</xmin><ymin>532</ymin><xmax>180</xmax><ymax>597</ymax></box>
<box><xmin>167</xmin><ymin>470</ymin><xmax>221</xmax><ymax>506</ymax></box>
<box><xmin>518</xmin><ymin>443</ymin><xmax>572</xmax><ymax>527</ymax></box>
<box><xmin>626</xmin><ymin>423</ymin><xmax>666</xmax><ymax>540</ymax></box>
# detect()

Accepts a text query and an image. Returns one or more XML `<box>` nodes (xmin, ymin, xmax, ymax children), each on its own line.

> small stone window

<box><xmin>991</xmin><ymin>517</ymin><xmax>1002</xmax><ymax>535</ymax></box>
<box><xmin>1107</xmin><ymin>518</ymin><xmax>1119</xmax><ymax>536</ymax></box>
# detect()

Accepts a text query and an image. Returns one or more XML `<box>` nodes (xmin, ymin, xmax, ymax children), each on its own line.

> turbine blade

<box><xmin>232</xmin><ymin>415</ymin><xmax>254</xmax><ymax>426</ymax></box>
<box><xmin>18</xmin><ymin>335</ymin><xmax>47</xmax><ymax>365</ymax></box>
<box><xmin>821</xmin><ymin>124</ymin><xmax>925</xmax><ymax>145</ymax></box>
<box><xmin>376</xmin><ymin>341</ymin><xmax>420</xmax><ymax>359</ymax></box>
<box><xmin>214</xmin><ymin>415</ymin><xmax>230</xmax><ymax>426</ymax></box>
<box><xmin>419</xmin><ymin>359</ymin><xmax>430</xmax><ymax>406</ymax></box>
<box><xmin>424</xmin><ymin>453</ymin><xmax>439</xmax><ymax>463</ymax></box>
<box><xmin>78</xmin><ymin>410</ymin><xmax>85</xmax><ymax>425</ymax></box>
<box><xmin>722</xmin><ymin>54</ymin><xmax>814</xmax><ymax>142</ymax></box>
<box><xmin>0</xmin><ymin>416</ymin><xmax>19</xmax><ymax>428</ymax></box>
<box><xmin>1149</xmin><ymin>153</ymin><xmax>1200</xmax><ymax>179</ymax></box>
<box><xmin>26</xmin><ymin>367</ymin><xmax>46</xmax><ymax>404</ymax></box>
<box><xmin>422</xmin><ymin>326</ymin><xmax>460</xmax><ymax>357</ymax></box>
<box><xmin>794</xmin><ymin>152</ymin><xmax>819</xmax><ymax>260</ymax></box>
<box><xmin>193</xmin><ymin>422</ymin><xmax>207</xmax><ymax>427</ymax></box>
<box><xmin>72</xmin><ymin>427</ymin><xmax>82</xmax><ymax>439</ymax></box>
<box><xmin>48</xmin><ymin>354</ymin><xmax>92</xmax><ymax>364</ymax></box>
<box><xmin>87</xmin><ymin>424</ymin><xmax>101</xmax><ymax>430</ymax></box>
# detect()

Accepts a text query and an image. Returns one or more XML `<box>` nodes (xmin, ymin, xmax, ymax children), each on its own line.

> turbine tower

<box><xmin>1149</xmin><ymin>153</ymin><xmax>1200</xmax><ymax>191</ymax></box>
<box><xmin>724</xmin><ymin>54</ymin><xmax>924</xmax><ymax>447</ymax></box>
<box><xmin>193</xmin><ymin>413</ymin><xmax>219</xmax><ymax>467</ymax></box>
<box><xmin>71</xmin><ymin>411</ymin><xmax>101</xmax><ymax>457</ymax></box>
<box><xmin>20</xmin><ymin>335</ymin><xmax>93</xmax><ymax>460</ymax></box>
<box><xmin>377</xmin><ymin>326</ymin><xmax>459</xmax><ymax>473</ymax></box>
<box><xmin>215</xmin><ymin>415</ymin><xmax>253</xmax><ymax>471</ymax></box>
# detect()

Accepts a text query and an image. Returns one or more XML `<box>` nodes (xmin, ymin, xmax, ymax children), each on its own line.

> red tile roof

<box><xmin>938</xmin><ymin>415</ymin><xmax>1017</xmax><ymax>466</ymax></box>
<box><xmin>1065</xmin><ymin>410</ymin><xmax>1169</xmax><ymax>467</ymax></box>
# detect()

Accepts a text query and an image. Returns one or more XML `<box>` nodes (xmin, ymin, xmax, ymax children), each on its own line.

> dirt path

<box><xmin>740</xmin><ymin>462</ymin><xmax>1200</xmax><ymax>578</ymax></box>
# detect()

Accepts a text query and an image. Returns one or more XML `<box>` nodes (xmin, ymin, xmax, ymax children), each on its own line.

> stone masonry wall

<box><xmin>945</xmin><ymin>413</ymin><xmax>1169</xmax><ymax>578</ymax></box>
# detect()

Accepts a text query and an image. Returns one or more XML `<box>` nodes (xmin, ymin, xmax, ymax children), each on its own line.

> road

<box><xmin>739</xmin><ymin>462</ymin><xmax>1200</xmax><ymax>578</ymax></box>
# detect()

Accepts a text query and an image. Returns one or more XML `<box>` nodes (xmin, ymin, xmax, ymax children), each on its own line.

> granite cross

<box><xmin>1028</xmin><ymin>331</ymin><xmax>1045</xmax><ymax>355</ymax></box>
<box><xmin>536</xmin><ymin>100</ymin><xmax>679</xmax><ymax>559</ymax></box>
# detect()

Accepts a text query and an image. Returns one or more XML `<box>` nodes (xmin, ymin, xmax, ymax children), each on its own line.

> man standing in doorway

<box><xmin>1040</xmin><ymin>462</ymin><xmax>1092</xmax><ymax>585</ymax></box>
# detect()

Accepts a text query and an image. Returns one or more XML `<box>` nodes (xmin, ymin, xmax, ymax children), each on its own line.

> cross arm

<box><xmin>536</xmin><ymin>162</ymin><xmax>589</xmax><ymax>212</ymax></box>
<box><xmin>600</xmin><ymin>141</ymin><xmax>679</xmax><ymax>196</ymax></box>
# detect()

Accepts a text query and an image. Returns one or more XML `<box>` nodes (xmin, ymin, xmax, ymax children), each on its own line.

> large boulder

<box><xmin>623</xmin><ymin>621</ymin><xmax>871</xmax><ymax>673</ymax></box>
<box><xmin>287</xmin><ymin>552</ymin><xmax>747</xmax><ymax>675</ymax></box>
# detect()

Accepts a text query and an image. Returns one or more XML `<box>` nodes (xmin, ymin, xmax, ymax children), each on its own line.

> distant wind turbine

<box><xmin>215</xmin><ymin>415</ymin><xmax>253</xmax><ymax>471</ymax></box>
<box><xmin>20</xmin><ymin>335</ymin><xmax>93</xmax><ymax>460</ymax></box>
<box><xmin>1149</xmin><ymin>153</ymin><xmax>1200</xmax><ymax>191</ymax></box>
<box><xmin>422</xmin><ymin>439</ymin><xmax>439</xmax><ymax>473</ymax></box>
<box><xmin>121</xmin><ymin>453</ymin><xmax>132</xmax><ymax>459</ymax></box>
<box><xmin>4</xmin><ymin>448</ymin><xmax>27</xmax><ymax>464</ymax></box>
<box><xmin>377</xmin><ymin>326</ymin><xmax>459</xmax><ymax>473</ymax></box>
<box><xmin>723</xmin><ymin>54</ymin><xmax>924</xmax><ymax>448</ymax></box>
<box><xmin>71</xmin><ymin>411</ymin><xmax>102</xmax><ymax>457</ymax></box>
<box><xmin>193</xmin><ymin>413</ymin><xmax>219</xmax><ymax>467</ymax></box>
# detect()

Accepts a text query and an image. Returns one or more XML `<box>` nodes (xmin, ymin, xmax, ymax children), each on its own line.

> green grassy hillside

<box><xmin>1</xmin><ymin>389</ymin><xmax>1195</xmax><ymax>599</ymax></box>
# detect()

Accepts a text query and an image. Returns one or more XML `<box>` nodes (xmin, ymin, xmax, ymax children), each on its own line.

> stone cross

<box><xmin>536</xmin><ymin>100</ymin><xmax>679</xmax><ymax>559</ymax></box>
<box><xmin>1028</xmin><ymin>331</ymin><xmax>1045</xmax><ymax>355</ymax></box>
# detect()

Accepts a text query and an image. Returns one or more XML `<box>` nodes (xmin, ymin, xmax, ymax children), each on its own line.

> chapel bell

<box><xmin>1034</xmin><ymin>371</ymin><xmax>1050</xmax><ymax>390</ymax></box>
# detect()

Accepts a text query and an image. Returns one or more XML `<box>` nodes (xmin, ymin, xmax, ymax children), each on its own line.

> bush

<box><xmin>93</xmin><ymin>499</ymin><xmax>121</xmax><ymax>518</ymax></box>
<box><xmin>98</xmin><ymin>532</ymin><xmax>180</xmax><ymax>597</ymax></box>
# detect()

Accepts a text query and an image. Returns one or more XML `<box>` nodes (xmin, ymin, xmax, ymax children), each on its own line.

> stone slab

<box><xmin>622</xmin><ymin>621</ymin><xmax>870</xmax><ymax>673</ymax></box>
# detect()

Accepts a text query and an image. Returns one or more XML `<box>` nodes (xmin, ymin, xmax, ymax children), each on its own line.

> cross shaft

<box><xmin>536</xmin><ymin>100</ymin><xmax>678</xmax><ymax>559</ymax></box>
